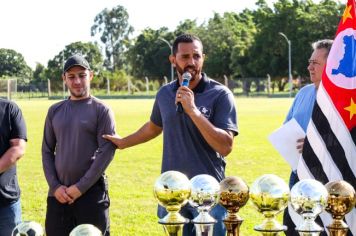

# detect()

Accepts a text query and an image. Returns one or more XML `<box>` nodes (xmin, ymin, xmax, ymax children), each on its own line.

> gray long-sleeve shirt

<box><xmin>42</xmin><ymin>96</ymin><xmax>116</xmax><ymax>196</ymax></box>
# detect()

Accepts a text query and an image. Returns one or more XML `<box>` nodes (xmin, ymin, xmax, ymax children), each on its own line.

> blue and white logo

<box><xmin>198</xmin><ymin>106</ymin><xmax>211</xmax><ymax>118</ymax></box>
<box><xmin>326</xmin><ymin>28</ymin><xmax>356</xmax><ymax>89</ymax></box>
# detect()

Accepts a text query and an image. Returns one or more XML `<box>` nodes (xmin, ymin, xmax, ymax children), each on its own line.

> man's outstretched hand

<box><xmin>102</xmin><ymin>134</ymin><xmax>124</xmax><ymax>149</ymax></box>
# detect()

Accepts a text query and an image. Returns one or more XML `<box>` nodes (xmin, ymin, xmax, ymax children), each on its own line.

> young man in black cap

<box><xmin>42</xmin><ymin>54</ymin><xmax>116</xmax><ymax>236</ymax></box>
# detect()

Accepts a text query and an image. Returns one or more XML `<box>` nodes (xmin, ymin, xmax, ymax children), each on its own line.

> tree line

<box><xmin>0</xmin><ymin>0</ymin><xmax>343</xmax><ymax>93</ymax></box>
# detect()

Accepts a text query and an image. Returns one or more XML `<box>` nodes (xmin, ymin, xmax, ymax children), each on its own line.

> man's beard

<box><xmin>176</xmin><ymin>65</ymin><xmax>198</xmax><ymax>80</ymax></box>
<box><xmin>69</xmin><ymin>87</ymin><xmax>88</xmax><ymax>98</ymax></box>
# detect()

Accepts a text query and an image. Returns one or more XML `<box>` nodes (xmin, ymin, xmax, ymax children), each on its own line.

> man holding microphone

<box><xmin>104</xmin><ymin>33</ymin><xmax>238</xmax><ymax>236</ymax></box>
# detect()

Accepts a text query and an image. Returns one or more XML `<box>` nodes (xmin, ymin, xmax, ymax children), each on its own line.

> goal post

<box><xmin>0</xmin><ymin>78</ymin><xmax>17</xmax><ymax>100</ymax></box>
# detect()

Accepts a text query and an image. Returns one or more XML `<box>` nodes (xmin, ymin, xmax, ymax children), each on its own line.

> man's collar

<box><xmin>173</xmin><ymin>73</ymin><xmax>208</xmax><ymax>93</ymax></box>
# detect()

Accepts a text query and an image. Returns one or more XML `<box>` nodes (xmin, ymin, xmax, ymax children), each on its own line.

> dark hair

<box><xmin>172</xmin><ymin>34</ymin><xmax>203</xmax><ymax>55</ymax></box>
<box><xmin>312</xmin><ymin>39</ymin><xmax>333</xmax><ymax>57</ymax></box>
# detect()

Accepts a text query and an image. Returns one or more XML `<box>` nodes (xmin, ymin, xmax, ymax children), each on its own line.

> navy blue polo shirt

<box><xmin>150</xmin><ymin>73</ymin><xmax>238</xmax><ymax>181</ymax></box>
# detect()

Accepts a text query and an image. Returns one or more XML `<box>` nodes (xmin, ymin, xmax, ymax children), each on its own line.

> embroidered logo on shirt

<box><xmin>198</xmin><ymin>106</ymin><xmax>211</xmax><ymax>118</ymax></box>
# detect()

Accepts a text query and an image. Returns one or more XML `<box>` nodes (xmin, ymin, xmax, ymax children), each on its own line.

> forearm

<box><xmin>0</xmin><ymin>145</ymin><xmax>25</xmax><ymax>173</ymax></box>
<box><xmin>42</xmin><ymin>152</ymin><xmax>62</xmax><ymax>194</ymax></box>
<box><xmin>42</xmin><ymin>114</ymin><xmax>62</xmax><ymax>192</ymax></box>
<box><xmin>121</xmin><ymin>121</ymin><xmax>162</xmax><ymax>149</ymax></box>
<box><xmin>188</xmin><ymin>109</ymin><xmax>233</xmax><ymax>156</ymax></box>
<box><xmin>76</xmin><ymin>142</ymin><xmax>116</xmax><ymax>193</ymax></box>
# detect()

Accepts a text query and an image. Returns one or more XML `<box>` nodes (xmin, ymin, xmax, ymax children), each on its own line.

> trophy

<box><xmin>325</xmin><ymin>180</ymin><xmax>356</xmax><ymax>236</ymax></box>
<box><xmin>290</xmin><ymin>179</ymin><xmax>328</xmax><ymax>236</ymax></box>
<box><xmin>153</xmin><ymin>170</ymin><xmax>191</xmax><ymax>236</ymax></box>
<box><xmin>69</xmin><ymin>224</ymin><xmax>102</xmax><ymax>236</ymax></box>
<box><xmin>250</xmin><ymin>174</ymin><xmax>289</xmax><ymax>236</ymax></box>
<box><xmin>189</xmin><ymin>174</ymin><xmax>220</xmax><ymax>236</ymax></box>
<box><xmin>219</xmin><ymin>176</ymin><xmax>249</xmax><ymax>236</ymax></box>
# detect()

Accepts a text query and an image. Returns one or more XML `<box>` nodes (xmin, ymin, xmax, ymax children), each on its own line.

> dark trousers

<box><xmin>45</xmin><ymin>178</ymin><xmax>110</xmax><ymax>236</ymax></box>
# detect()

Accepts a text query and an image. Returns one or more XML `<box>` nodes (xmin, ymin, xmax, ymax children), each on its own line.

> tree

<box><xmin>95</xmin><ymin>69</ymin><xmax>131</xmax><ymax>92</ymax></box>
<box><xmin>91</xmin><ymin>5</ymin><xmax>134</xmax><ymax>71</ymax></box>
<box><xmin>174</xmin><ymin>19</ymin><xmax>199</xmax><ymax>36</ymax></box>
<box><xmin>286</xmin><ymin>0</ymin><xmax>342</xmax><ymax>78</ymax></box>
<box><xmin>228</xmin><ymin>9</ymin><xmax>257</xmax><ymax>78</ymax></box>
<box><xmin>33</xmin><ymin>63</ymin><xmax>46</xmax><ymax>82</ymax></box>
<box><xmin>0</xmin><ymin>48</ymin><xmax>31</xmax><ymax>78</ymax></box>
<box><xmin>197</xmin><ymin>12</ymin><xmax>256</xmax><ymax>80</ymax></box>
<box><xmin>245</xmin><ymin>0</ymin><xmax>342</xmax><ymax>91</ymax></box>
<box><xmin>45</xmin><ymin>41</ymin><xmax>103</xmax><ymax>88</ymax></box>
<box><xmin>126</xmin><ymin>27</ymin><xmax>173</xmax><ymax>81</ymax></box>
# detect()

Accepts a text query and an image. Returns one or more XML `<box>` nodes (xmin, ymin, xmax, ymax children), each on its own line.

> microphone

<box><xmin>176</xmin><ymin>72</ymin><xmax>192</xmax><ymax>113</ymax></box>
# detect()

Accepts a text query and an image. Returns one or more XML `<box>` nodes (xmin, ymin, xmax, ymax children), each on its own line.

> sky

<box><xmin>0</xmin><ymin>0</ymin><xmax>279</xmax><ymax>69</ymax></box>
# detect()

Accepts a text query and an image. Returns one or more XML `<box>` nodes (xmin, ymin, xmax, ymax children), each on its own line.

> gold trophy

<box><xmin>325</xmin><ymin>180</ymin><xmax>356</xmax><ymax>236</ymax></box>
<box><xmin>189</xmin><ymin>174</ymin><xmax>220</xmax><ymax>236</ymax></box>
<box><xmin>250</xmin><ymin>174</ymin><xmax>289</xmax><ymax>236</ymax></box>
<box><xmin>290</xmin><ymin>179</ymin><xmax>328</xmax><ymax>236</ymax></box>
<box><xmin>154</xmin><ymin>171</ymin><xmax>191</xmax><ymax>236</ymax></box>
<box><xmin>219</xmin><ymin>176</ymin><xmax>249</xmax><ymax>236</ymax></box>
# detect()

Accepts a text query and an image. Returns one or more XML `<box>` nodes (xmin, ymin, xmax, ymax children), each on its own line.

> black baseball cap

<box><xmin>63</xmin><ymin>54</ymin><xmax>91</xmax><ymax>73</ymax></box>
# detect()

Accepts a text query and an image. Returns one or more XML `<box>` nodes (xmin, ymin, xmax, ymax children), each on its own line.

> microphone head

<box><xmin>182</xmin><ymin>72</ymin><xmax>192</xmax><ymax>81</ymax></box>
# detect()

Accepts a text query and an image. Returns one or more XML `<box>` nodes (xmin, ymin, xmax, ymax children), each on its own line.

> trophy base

<box><xmin>224</xmin><ymin>219</ymin><xmax>243</xmax><ymax>236</ymax></box>
<box><xmin>297</xmin><ymin>231</ymin><xmax>322</xmax><ymax>236</ymax></box>
<box><xmin>254</xmin><ymin>230</ymin><xmax>285</xmax><ymax>236</ymax></box>
<box><xmin>194</xmin><ymin>223</ymin><xmax>214</xmax><ymax>236</ymax></box>
<box><xmin>159</xmin><ymin>212</ymin><xmax>189</xmax><ymax>225</ymax></box>
<box><xmin>253</xmin><ymin>225</ymin><xmax>287</xmax><ymax>236</ymax></box>
<box><xmin>254</xmin><ymin>224</ymin><xmax>287</xmax><ymax>236</ymax></box>
<box><xmin>254</xmin><ymin>221</ymin><xmax>287</xmax><ymax>232</ymax></box>
<box><xmin>327</xmin><ymin>225</ymin><xmax>349</xmax><ymax>236</ymax></box>
<box><xmin>192</xmin><ymin>213</ymin><xmax>217</xmax><ymax>224</ymax></box>
<box><xmin>160</xmin><ymin>224</ymin><xmax>184</xmax><ymax>236</ymax></box>
<box><xmin>296</xmin><ymin>222</ymin><xmax>324</xmax><ymax>235</ymax></box>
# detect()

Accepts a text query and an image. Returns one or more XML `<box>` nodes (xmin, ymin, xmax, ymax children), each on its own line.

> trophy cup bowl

<box><xmin>189</xmin><ymin>174</ymin><xmax>220</xmax><ymax>223</ymax></box>
<box><xmin>250</xmin><ymin>174</ymin><xmax>289</xmax><ymax>232</ymax></box>
<box><xmin>69</xmin><ymin>224</ymin><xmax>102</xmax><ymax>236</ymax></box>
<box><xmin>220</xmin><ymin>176</ymin><xmax>249</xmax><ymax>236</ymax></box>
<box><xmin>154</xmin><ymin>170</ymin><xmax>191</xmax><ymax>224</ymax></box>
<box><xmin>325</xmin><ymin>180</ymin><xmax>356</xmax><ymax>235</ymax></box>
<box><xmin>189</xmin><ymin>174</ymin><xmax>220</xmax><ymax>236</ymax></box>
<box><xmin>290</xmin><ymin>179</ymin><xmax>328</xmax><ymax>233</ymax></box>
<box><xmin>219</xmin><ymin>176</ymin><xmax>249</xmax><ymax>221</ymax></box>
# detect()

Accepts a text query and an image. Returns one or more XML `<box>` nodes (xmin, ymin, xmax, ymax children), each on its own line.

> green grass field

<box><xmin>15</xmin><ymin>97</ymin><xmax>293</xmax><ymax>235</ymax></box>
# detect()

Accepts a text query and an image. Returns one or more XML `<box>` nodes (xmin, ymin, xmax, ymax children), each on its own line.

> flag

<box><xmin>296</xmin><ymin>0</ymin><xmax>356</xmax><ymax>235</ymax></box>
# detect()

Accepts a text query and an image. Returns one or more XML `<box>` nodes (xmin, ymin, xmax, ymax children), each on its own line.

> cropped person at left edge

<box><xmin>0</xmin><ymin>98</ymin><xmax>27</xmax><ymax>236</ymax></box>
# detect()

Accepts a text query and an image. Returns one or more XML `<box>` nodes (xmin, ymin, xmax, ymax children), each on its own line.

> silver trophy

<box><xmin>70</xmin><ymin>224</ymin><xmax>102</xmax><ymax>236</ymax></box>
<box><xmin>290</xmin><ymin>179</ymin><xmax>328</xmax><ymax>236</ymax></box>
<box><xmin>189</xmin><ymin>174</ymin><xmax>220</xmax><ymax>236</ymax></box>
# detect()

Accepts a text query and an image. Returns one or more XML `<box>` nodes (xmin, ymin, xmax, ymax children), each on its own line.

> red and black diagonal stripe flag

<box><xmin>296</xmin><ymin>0</ymin><xmax>356</xmax><ymax>234</ymax></box>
